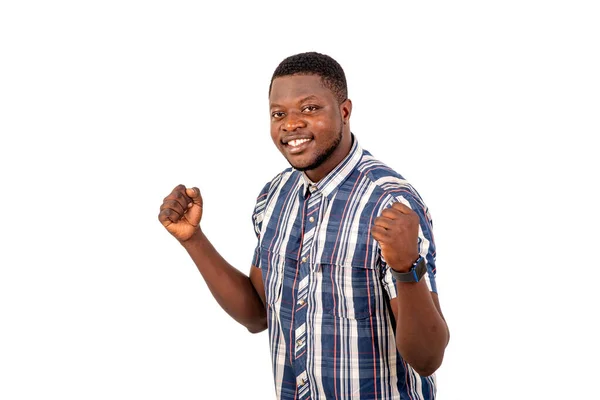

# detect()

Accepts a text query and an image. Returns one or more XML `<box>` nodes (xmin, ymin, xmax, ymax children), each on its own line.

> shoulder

<box><xmin>357</xmin><ymin>152</ymin><xmax>424</xmax><ymax>203</ymax></box>
<box><xmin>252</xmin><ymin>167</ymin><xmax>300</xmax><ymax>230</ymax></box>
<box><xmin>254</xmin><ymin>167</ymin><xmax>298</xmax><ymax>201</ymax></box>
<box><xmin>351</xmin><ymin>151</ymin><xmax>433</xmax><ymax>225</ymax></box>
<box><xmin>252</xmin><ymin>167</ymin><xmax>303</xmax><ymax>217</ymax></box>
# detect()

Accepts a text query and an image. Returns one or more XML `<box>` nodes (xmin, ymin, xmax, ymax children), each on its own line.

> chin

<box><xmin>285</xmin><ymin>155</ymin><xmax>317</xmax><ymax>171</ymax></box>
<box><xmin>290</xmin><ymin>162</ymin><xmax>314</xmax><ymax>172</ymax></box>
<box><xmin>290</xmin><ymin>159</ymin><xmax>323</xmax><ymax>172</ymax></box>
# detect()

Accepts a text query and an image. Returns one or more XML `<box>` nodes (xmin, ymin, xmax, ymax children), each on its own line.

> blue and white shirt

<box><xmin>252</xmin><ymin>136</ymin><xmax>438</xmax><ymax>400</ymax></box>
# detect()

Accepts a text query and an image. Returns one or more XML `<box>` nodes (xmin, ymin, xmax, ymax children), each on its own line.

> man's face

<box><xmin>269</xmin><ymin>74</ymin><xmax>346</xmax><ymax>176</ymax></box>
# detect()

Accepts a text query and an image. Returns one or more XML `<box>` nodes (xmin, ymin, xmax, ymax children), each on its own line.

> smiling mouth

<box><xmin>288</xmin><ymin>138</ymin><xmax>311</xmax><ymax>147</ymax></box>
<box><xmin>284</xmin><ymin>138</ymin><xmax>313</xmax><ymax>154</ymax></box>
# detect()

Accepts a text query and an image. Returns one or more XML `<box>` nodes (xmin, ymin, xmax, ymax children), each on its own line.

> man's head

<box><xmin>269</xmin><ymin>52</ymin><xmax>348</xmax><ymax>104</ymax></box>
<box><xmin>269</xmin><ymin>52</ymin><xmax>353</xmax><ymax>182</ymax></box>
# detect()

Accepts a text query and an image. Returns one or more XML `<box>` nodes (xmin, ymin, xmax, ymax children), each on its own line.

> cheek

<box><xmin>312</xmin><ymin>116</ymin><xmax>338</xmax><ymax>139</ymax></box>
<box><xmin>270</xmin><ymin>124</ymin><xmax>280</xmax><ymax>145</ymax></box>
<box><xmin>312</xmin><ymin>119</ymin><xmax>329</xmax><ymax>135</ymax></box>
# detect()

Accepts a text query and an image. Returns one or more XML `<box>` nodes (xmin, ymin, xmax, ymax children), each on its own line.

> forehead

<box><xmin>270</xmin><ymin>74</ymin><xmax>335</xmax><ymax>105</ymax></box>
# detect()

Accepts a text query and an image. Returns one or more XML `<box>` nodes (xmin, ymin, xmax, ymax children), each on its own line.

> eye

<box><xmin>271</xmin><ymin>111</ymin><xmax>285</xmax><ymax>119</ymax></box>
<box><xmin>302</xmin><ymin>105</ymin><xmax>319</xmax><ymax>113</ymax></box>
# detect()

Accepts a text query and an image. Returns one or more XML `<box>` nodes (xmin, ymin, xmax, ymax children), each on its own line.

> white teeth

<box><xmin>289</xmin><ymin>138</ymin><xmax>310</xmax><ymax>147</ymax></box>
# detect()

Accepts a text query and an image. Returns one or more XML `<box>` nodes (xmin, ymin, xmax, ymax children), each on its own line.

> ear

<box><xmin>340</xmin><ymin>98</ymin><xmax>352</xmax><ymax>124</ymax></box>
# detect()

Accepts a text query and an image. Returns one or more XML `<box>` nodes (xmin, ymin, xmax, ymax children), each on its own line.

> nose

<box><xmin>282</xmin><ymin>111</ymin><xmax>307</xmax><ymax>132</ymax></box>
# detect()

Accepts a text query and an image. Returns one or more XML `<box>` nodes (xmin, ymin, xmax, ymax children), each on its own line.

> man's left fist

<box><xmin>372</xmin><ymin>201</ymin><xmax>421</xmax><ymax>273</ymax></box>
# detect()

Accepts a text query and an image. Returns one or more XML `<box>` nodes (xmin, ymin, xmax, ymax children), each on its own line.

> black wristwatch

<box><xmin>390</xmin><ymin>256</ymin><xmax>427</xmax><ymax>283</ymax></box>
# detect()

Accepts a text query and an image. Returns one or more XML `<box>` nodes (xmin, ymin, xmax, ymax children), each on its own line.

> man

<box><xmin>158</xmin><ymin>52</ymin><xmax>449</xmax><ymax>399</ymax></box>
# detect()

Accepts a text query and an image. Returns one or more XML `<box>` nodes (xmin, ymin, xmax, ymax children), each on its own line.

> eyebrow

<box><xmin>270</xmin><ymin>95</ymin><xmax>320</xmax><ymax>109</ymax></box>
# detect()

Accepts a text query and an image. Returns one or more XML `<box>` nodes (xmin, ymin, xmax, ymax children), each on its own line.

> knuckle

<box><xmin>159</xmin><ymin>210</ymin><xmax>170</xmax><ymax>221</ymax></box>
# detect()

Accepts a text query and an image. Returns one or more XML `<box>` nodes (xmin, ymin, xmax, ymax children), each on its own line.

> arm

<box><xmin>389</xmin><ymin>285</ymin><xmax>448</xmax><ymax>377</ymax></box>
<box><xmin>181</xmin><ymin>230</ymin><xmax>267</xmax><ymax>333</ymax></box>
<box><xmin>372</xmin><ymin>201</ymin><xmax>449</xmax><ymax>376</ymax></box>
<box><xmin>158</xmin><ymin>184</ymin><xmax>267</xmax><ymax>334</ymax></box>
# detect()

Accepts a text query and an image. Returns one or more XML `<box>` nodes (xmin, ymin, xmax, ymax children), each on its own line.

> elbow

<box><xmin>246</xmin><ymin>317</ymin><xmax>268</xmax><ymax>334</ymax></box>
<box><xmin>408</xmin><ymin>353</ymin><xmax>445</xmax><ymax>377</ymax></box>
<box><xmin>397</xmin><ymin>341</ymin><xmax>446</xmax><ymax>377</ymax></box>
<box><xmin>397</xmin><ymin>325</ymin><xmax>449</xmax><ymax>377</ymax></box>
<box><xmin>412</xmin><ymin>362</ymin><xmax>440</xmax><ymax>377</ymax></box>
<box><xmin>247</xmin><ymin>324</ymin><xmax>267</xmax><ymax>334</ymax></box>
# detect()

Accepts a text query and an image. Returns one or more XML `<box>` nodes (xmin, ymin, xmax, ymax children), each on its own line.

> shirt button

<box><xmin>298</xmin><ymin>299</ymin><xmax>305</xmax><ymax>306</ymax></box>
<box><xmin>302</xmin><ymin>256</ymin><xmax>307</xmax><ymax>263</ymax></box>
<box><xmin>309</xmin><ymin>216</ymin><xmax>315</xmax><ymax>223</ymax></box>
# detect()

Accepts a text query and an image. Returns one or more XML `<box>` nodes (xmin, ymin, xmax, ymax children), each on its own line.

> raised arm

<box><xmin>158</xmin><ymin>184</ymin><xmax>267</xmax><ymax>333</ymax></box>
<box><xmin>372</xmin><ymin>201</ymin><xmax>449</xmax><ymax>376</ymax></box>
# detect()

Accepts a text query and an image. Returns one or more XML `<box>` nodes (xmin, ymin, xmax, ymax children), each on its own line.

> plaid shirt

<box><xmin>252</xmin><ymin>137</ymin><xmax>438</xmax><ymax>399</ymax></box>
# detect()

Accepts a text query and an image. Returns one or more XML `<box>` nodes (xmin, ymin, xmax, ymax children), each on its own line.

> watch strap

<box><xmin>390</xmin><ymin>256</ymin><xmax>427</xmax><ymax>283</ymax></box>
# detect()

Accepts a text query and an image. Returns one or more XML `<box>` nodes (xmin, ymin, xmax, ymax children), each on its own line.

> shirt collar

<box><xmin>300</xmin><ymin>134</ymin><xmax>363</xmax><ymax>199</ymax></box>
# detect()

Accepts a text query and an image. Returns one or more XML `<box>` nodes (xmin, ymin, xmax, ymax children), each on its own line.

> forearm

<box><xmin>181</xmin><ymin>229</ymin><xmax>267</xmax><ymax>333</ymax></box>
<box><xmin>394</xmin><ymin>280</ymin><xmax>449</xmax><ymax>376</ymax></box>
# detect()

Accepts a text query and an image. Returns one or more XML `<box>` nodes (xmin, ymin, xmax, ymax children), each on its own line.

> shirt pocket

<box><xmin>259</xmin><ymin>247</ymin><xmax>291</xmax><ymax>307</ymax></box>
<box><xmin>320</xmin><ymin>262</ymin><xmax>377</xmax><ymax>320</ymax></box>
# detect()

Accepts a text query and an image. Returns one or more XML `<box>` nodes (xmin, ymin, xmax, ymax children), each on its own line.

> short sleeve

<box><xmin>381</xmin><ymin>190</ymin><xmax>438</xmax><ymax>298</ymax></box>
<box><xmin>251</xmin><ymin>182</ymin><xmax>271</xmax><ymax>268</ymax></box>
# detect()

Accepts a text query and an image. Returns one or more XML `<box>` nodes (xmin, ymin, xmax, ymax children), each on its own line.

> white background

<box><xmin>1</xmin><ymin>1</ymin><xmax>598</xmax><ymax>399</ymax></box>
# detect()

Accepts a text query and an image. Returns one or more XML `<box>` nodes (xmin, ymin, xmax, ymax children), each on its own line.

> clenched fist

<box><xmin>372</xmin><ymin>202</ymin><xmax>421</xmax><ymax>272</ymax></box>
<box><xmin>158</xmin><ymin>184</ymin><xmax>203</xmax><ymax>242</ymax></box>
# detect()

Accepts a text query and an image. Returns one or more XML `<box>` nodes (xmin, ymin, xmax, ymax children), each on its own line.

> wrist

<box><xmin>390</xmin><ymin>253</ymin><xmax>420</xmax><ymax>273</ymax></box>
<box><xmin>390</xmin><ymin>255</ymin><xmax>427</xmax><ymax>283</ymax></box>
<box><xmin>179</xmin><ymin>227</ymin><xmax>203</xmax><ymax>248</ymax></box>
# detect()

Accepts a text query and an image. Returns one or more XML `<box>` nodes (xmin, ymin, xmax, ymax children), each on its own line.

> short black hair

<box><xmin>269</xmin><ymin>52</ymin><xmax>348</xmax><ymax>104</ymax></box>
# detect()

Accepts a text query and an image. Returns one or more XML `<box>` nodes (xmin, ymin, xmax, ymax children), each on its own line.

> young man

<box><xmin>158</xmin><ymin>52</ymin><xmax>449</xmax><ymax>400</ymax></box>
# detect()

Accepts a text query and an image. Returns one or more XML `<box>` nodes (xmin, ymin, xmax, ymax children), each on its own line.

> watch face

<box><xmin>415</xmin><ymin>258</ymin><xmax>427</xmax><ymax>280</ymax></box>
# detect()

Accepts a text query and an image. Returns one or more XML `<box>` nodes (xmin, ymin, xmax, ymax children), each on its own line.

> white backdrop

<box><xmin>1</xmin><ymin>1</ymin><xmax>598</xmax><ymax>399</ymax></box>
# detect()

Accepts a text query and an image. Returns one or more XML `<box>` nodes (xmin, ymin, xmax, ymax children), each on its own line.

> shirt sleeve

<box><xmin>251</xmin><ymin>182</ymin><xmax>271</xmax><ymax>268</ymax></box>
<box><xmin>380</xmin><ymin>189</ymin><xmax>438</xmax><ymax>299</ymax></box>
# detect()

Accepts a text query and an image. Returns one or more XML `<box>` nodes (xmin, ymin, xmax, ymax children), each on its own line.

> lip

<box><xmin>281</xmin><ymin>134</ymin><xmax>313</xmax><ymax>145</ymax></box>
<box><xmin>284</xmin><ymin>138</ymin><xmax>313</xmax><ymax>154</ymax></box>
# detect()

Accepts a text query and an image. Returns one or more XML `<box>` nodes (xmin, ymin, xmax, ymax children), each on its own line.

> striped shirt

<box><xmin>252</xmin><ymin>136</ymin><xmax>438</xmax><ymax>400</ymax></box>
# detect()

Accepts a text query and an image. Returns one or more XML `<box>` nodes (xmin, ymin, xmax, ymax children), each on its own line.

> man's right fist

<box><xmin>158</xmin><ymin>184</ymin><xmax>203</xmax><ymax>242</ymax></box>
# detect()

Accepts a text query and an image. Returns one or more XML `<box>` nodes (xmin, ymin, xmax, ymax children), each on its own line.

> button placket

<box><xmin>292</xmin><ymin>189</ymin><xmax>322</xmax><ymax>400</ymax></box>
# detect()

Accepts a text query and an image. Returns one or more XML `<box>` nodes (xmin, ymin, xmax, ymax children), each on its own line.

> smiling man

<box><xmin>158</xmin><ymin>52</ymin><xmax>449</xmax><ymax>400</ymax></box>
